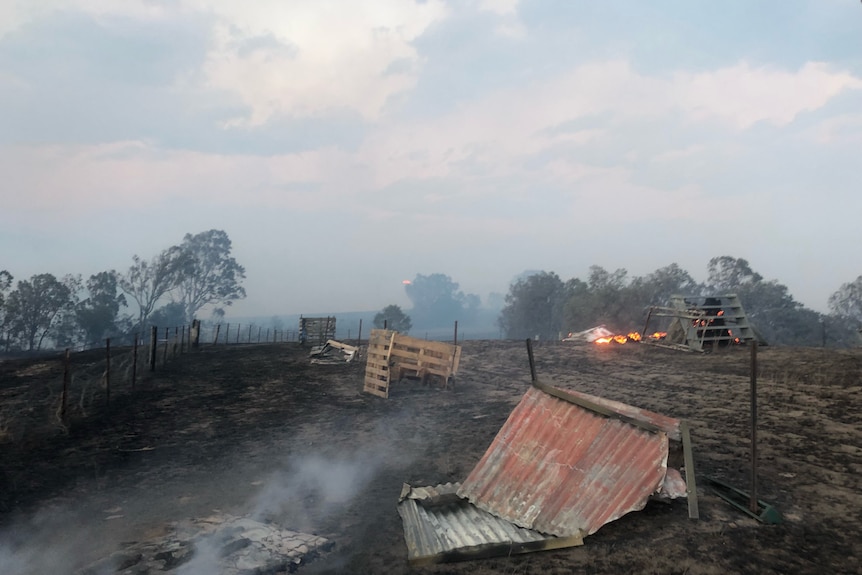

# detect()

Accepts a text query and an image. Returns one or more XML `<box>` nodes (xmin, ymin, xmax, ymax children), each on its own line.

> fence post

<box><xmin>248</xmin><ymin>324</ymin><xmax>252</xmax><ymax>343</ymax></box>
<box><xmin>163</xmin><ymin>327</ymin><xmax>169</xmax><ymax>364</ymax></box>
<box><xmin>105</xmin><ymin>338</ymin><xmax>111</xmax><ymax>406</ymax></box>
<box><xmin>174</xmin><ymin>326</ymin><xmax>179</xmax><ymax>357</ymax></box>
<box><xmin>267</xmin><ymin>328</ymin><xmax>271</xmax><ymax>342</ymax></box>
<box><xmin>180</xmin><ymin>326</ymin><xmax>185</xmax><ymax>354</ymax></box>
<box><xmin>357</xmin><ymin>319</ymin><xmax>362</xmax><ymax>346</ymax></box>
<box><xmin>62</xmin><ymin>348</ymin><xmax>70</xmax><ymax>423</ymax></box>
<box><xmin>454</xmin><ymin>320</ymin><xmax>459</xmax><ymax>347</ymax></box>
<box><xmin>258</xmin><ymin>326</ymin><xmax>262</xmax><ymax>343</ymax></box>
<box><xmin>237</xmin><ymin>324</ymin><xmax>241</xmax><ymax>344</ymax></box>
<box><xmin>149</xmin><ymin>326</ymin><xmax>157</xmax><ymax>371</ymax></box>
<box><xmin>132</xmin><ymin>333</ymin><xmax>138</xmax><ymax>390</ymax></box>
<box><xmin>191</xmin><ymin>319</ymin><xmax>200</xmax><ymax>349</ymax></box>
<box><xmin>214</xmin><ymin>324</ymin><xmax>221</xmax><ymax>345</ymax></box>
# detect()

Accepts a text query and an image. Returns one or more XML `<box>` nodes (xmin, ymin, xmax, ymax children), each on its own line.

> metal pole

<box><xmin>454</xmin><ymin>320</ymin><xmax>459</xmax><ymax>347</ymax></box>
<box><xmin>357</xmin><ymin>319</ymin><xmax>362</xmax><ymax>345</ymax></box>
<box><xmin>750</xmin><ymin>341</ymin><xmax>759</xmax><ymax>513</ymax></box>
<box><xmin>526</xmin><ymin>338</ymin><xmax>537</xmax><ymax>383</ymax></box>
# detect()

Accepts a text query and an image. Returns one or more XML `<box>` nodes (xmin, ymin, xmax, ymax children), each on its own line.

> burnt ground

<box><xmin>0</xmin><ymin>340</ymin><xmax>861</xmax><ymax>574</ymax></box>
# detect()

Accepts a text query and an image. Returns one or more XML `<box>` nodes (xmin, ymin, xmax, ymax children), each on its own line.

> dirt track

<box><xmin>1</xmin><ymin>340</ymin><xmax>861</xmax><ymax>574</ymax></box>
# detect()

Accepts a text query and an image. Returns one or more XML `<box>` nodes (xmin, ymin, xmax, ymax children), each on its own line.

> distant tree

<box><xmin>632</xmin><ymin>263</ymin><xmax>702</xmax><ymax>306</ymax></box>
<box><xmin>119</xmin><ymin>247</ymin><xmax>188</xmax><ymax>330</ymax></box>
<box><xmin>828</xmin><ymin>275</ymin><xmax>862</xmax><ymax>324</ymax></box>
<box><xmin>148</xmin><ymin>302</ymin><xmax>188</xmax><ymax>330</ymax></box>
<box><xmin>175</xmin><ymin>230</ymin><xmax>246</xmax><ymax>322</ymax></box>
<box><xmin>499</xmin><ymin>271</ymin><xmax>569</xmax><ymax>340</ymax></box>
<box><xmin>4</xmin><ymin>273</ymin><xmax>77</xmax><ymax>351</ymax></box>
<box><xmin>706</xmin><ymin>256</ymin><xmax>762</xmax><ymax>293</ymax></box>
<box><xmin>374</xmin><ymin>305</ymin><xmax>412</xmax><ymax>333</ymax></box>
<box><xmin>0</xmin><ymin>270</ymin><xmax>13</xmax><ymax>350</ymax></box>
<box><xmin>405</xmin><ymin>273</ymin><xmax>475</xmax><ymax>325</ymax></box>
<box><xmin>76</xmin><ymin>271</ymin><xmax>128</xmax><ymax>345</ymax></box>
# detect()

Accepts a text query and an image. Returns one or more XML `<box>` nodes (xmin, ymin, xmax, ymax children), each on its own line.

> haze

<box><xmin>2</xmin><ymin>1</ymin><xmax>860</xmax><ymax>318</ymax></box>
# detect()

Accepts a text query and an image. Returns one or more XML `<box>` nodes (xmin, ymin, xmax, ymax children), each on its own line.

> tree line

<box><xmin>0</xmin><ymin>230</ymin><xmax>245</xmax><ymax>352</ymax></box>
<box><xmin>499</xmin><ymin>256</ymin><xmax>862</xmax><ymax>347</ymax></box>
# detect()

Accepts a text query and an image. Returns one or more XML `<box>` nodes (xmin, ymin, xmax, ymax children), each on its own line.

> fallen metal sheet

<box><xmin>310</xmin><ymin>339</ymin><xmax>358</xmax><ymax>364</ymax></box>
<box><xmin>397</xmin><ymin>483</ymin><xmax>583</xmax><ymax>565</ymax></box>
<box><xmin>458</xmin><ymin>383</ymin><xmax>683</xmax><ymax>538</ymax></box>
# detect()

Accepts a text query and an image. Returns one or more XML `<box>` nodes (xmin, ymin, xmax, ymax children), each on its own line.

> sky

<box><xmin>1</xmin><ymin>0</ymin><xmax>860</xmax><ymax>317</ymax></box>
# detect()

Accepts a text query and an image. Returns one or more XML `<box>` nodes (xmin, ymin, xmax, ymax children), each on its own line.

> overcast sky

<box><xmin>1</xmin><ymin>0</ymin><xmax>860</xmax><ymax>317</ymax></box>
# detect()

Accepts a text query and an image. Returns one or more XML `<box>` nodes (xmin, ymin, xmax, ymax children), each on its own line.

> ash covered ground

<box><xmin>1</xmin><ymin>340</ymin><xmax>860</xmax><ymax>574</ymax></box>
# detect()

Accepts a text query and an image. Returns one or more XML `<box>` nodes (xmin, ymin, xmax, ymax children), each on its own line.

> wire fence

<box><xmin>0</xmin><ymin>318</ymin><xmax>478</xmax><ymax>444</ymax></box>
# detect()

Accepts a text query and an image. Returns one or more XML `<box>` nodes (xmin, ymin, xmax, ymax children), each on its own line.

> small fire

<box><xmin>402</xmin><ymin>280</ymin><xmax>412</xmax><ymax>285</ymax></box>
<box><xmin>595</xmin><ymin>332</ymin><xmax>645</xmax><ymax>345</ymax></box>
<box><xmin>594</xmin><ymin>331</ymin><xmax>667</xmax><ymax>345</ymax></box>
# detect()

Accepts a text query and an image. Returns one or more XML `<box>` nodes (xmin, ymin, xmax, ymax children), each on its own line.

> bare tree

<box><xmin>175</xmin><ymin>230</ymin><xmax>246</xmax><ymax>322</ymax></box>
<box><xmin>119</xmin><ymin>247</ymin><xmax>188</xmax><ymax>330</ymax></box>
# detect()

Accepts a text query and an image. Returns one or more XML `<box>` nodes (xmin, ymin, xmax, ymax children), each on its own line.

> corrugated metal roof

<box><xmin>397</xmin><ymin>483</ymin><xmax>583</xmax><ymax>565</ymax></box>
<box><xmin>457</xmin><ymin>383</ymin><xmax>680</xmax><ymax>538</ymax></box>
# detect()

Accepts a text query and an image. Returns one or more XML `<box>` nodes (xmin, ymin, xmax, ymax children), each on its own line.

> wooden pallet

<box><xmin>363</xmin><ymin>329</ymin><xmax>462</xmax><ymax>398</ymax></box>
<box><xmin>363</xmin><ymin>330</ymin><xmax>396</xmax><ymax>398</ymax></box>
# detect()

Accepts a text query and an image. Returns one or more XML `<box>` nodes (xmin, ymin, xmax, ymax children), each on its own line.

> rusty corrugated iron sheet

<box><xmin>397</xmin><ymin>483</ymin><xmax>583</xmax><ymax>565</ymax></box>
<box><xmin>457</xmin><ymin>383</ymin><xmax>681</xmax><ymax>538</ymax></box>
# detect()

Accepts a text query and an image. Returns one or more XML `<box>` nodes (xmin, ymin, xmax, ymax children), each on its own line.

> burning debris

<box><xmin>563</xmin><ymin>326</ymin><xmax>667</xmax><ymax>345</ymax></box>
<box><xmin>643</xmin><ymin>294</ymin><xmax>762</xmax><ymax>352</ymax></box>
<box><xmin>74</xmin><ymin>514</ymin><xmax>332</xmax><ymax>575</ymax></box>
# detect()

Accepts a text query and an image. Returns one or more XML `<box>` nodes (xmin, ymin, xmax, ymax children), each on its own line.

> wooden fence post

<box><xmin>105</xmin><ymin>338</ymin><xmax>111</xmax><ymax>405</ymax></box>
<box><xmin>180</xmin><ymin>326</ymin><xmax>185</xmax><ymax>354</ymax></box>
<box><xmin>225</xmin><ymin>323</ymin><xmax>230</xmax><ymax>345</ymax></box>
<box><xmin>357</xmin><ymin>319</ymin><xmax>362</xmax><ymax>346</ymax></box>
<box><xmin>258</xmin><ymin>326</ymin><xmax>262</xmax><ymax>343</ymax></box>
<box><xmin>248</xmin><ymin>324</ymin><xmax>252</xmax><ymax>343</ymax></box>
<box><xmin>214</xmin><ymin>324</ymin><xmax>221</xmax><ymax>345</ymax></box>
<box><xmin>174</xmin><ymin>326</ymin><xmax>179</xmax><ymax>357</ymax></box>
<box><xmin>237</xmin><ymin>324</ymin><xmax>241</xmax><ymax>344</ymax></box>
<box><xmin>61</xmin><ymin>348</ymin><xmax>70</xmax><ymax>423</ymax></box>
<box><xmin>149</xmin><ymin>326</ymin><xmax>157</xmax><ymax>371</ymax></box>
<box><xmin>163</xmin><ymin>327</ymin><xmax>169</xmax><ymax>364</ymax></box>
<box><xmin>132</xmin><ymin>333</ymin><xmax>138</xmax><ymax>390</ymax></box>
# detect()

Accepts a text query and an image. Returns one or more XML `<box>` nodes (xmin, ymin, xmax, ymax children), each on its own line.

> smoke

<box><xmin>176</xmin><ymin>448</ymin><xmax>394</xmax><ymax>575</ymax></box>
<box><xmin>0</xmin><ymin>505</ymin><xmax>110</xmax><ymax>575</ymax></box>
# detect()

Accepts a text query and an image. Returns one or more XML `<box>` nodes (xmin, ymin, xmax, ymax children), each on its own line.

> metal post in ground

<box><xmin>357</xmin><ymin>319</ymin><xmax>362</xmax><ymax>345</ymax></box>
<box><xmin>454</xmin><ymin>320</ymin><xmax>458</xmax><ymax>346</ymax></box>
<box><xmin>750</xmin><ymin>341</ymin><xmax>759</xmax><ymax>514</ymax></box>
